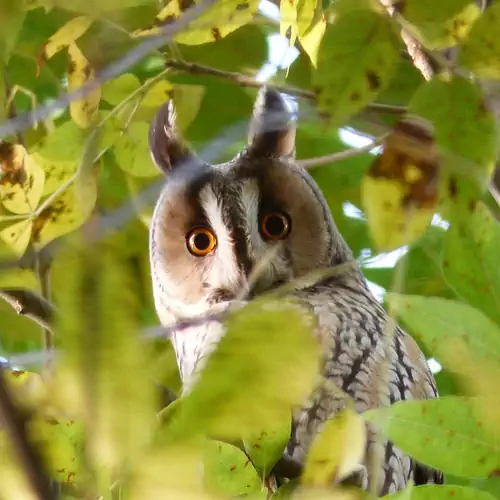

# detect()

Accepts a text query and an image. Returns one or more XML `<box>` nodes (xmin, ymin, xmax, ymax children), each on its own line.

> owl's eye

<box><xmin>186</xmin><ymin>227</ymin><xmax>217</xmax><ymax>256</ymax></box>
<box><xmin>261</xmin><ymin>211</ymin><xmax>291</xmax><ymax>240</ymax></box>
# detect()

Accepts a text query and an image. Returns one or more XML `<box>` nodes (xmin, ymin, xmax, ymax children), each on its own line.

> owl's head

<box><xmin>148</xmin><ymin>88</ymin><xmax>355</xmax><ymax>381</ymax></box>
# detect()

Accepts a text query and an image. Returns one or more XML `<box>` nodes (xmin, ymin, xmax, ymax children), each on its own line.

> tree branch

<box><xmin>298</xmin><ymin>134</ymin><xmax>387</xmax><ymax>169</ymax></box>
<box><xmin>0</xmin><ymin>288</ymin><xmax>55</xmax><ymax>332</ymax></box>
<box><xmin>164</xmin><ymin>59</ymin><xmax>407</xmax><ymax>115</ymax></box>
<box><xmin>0</xmin><ymin>364</ymin><xmax>55</xmax><ymax>500</ymax></box>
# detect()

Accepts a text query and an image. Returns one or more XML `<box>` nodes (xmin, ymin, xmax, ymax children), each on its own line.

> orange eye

<box><xmin>186</xmin><ymin>227</ymin><xmax>217</xmax><ymax>256</ymax></box>
<box><xmin>261</xmin><ymin>211</ymin><xmax>291</xmax><ymax>240</ymax></box>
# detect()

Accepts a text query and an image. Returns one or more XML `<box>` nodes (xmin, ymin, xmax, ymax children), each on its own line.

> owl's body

<box><xmin>148</xmin><ymin>88</ymin><xmax>442</xmax><ymax>495</ymax></box>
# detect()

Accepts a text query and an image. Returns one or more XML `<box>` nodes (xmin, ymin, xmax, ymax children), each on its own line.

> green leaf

<box><xmin>443</xmin><ymin>202</ymin><xmax>500</xmax><ymax>326</ymax></box>
<box><xmin>50</xmin><ymin>238</ymin><xmax>157</xmax><ymax>472</ymax></box>
<box><xmin>385</xmin><ymin>484</ymin><xmax>497</xmax><ymax>500</ymax></box>
<box><xmin>400</xmin><ymin>0</ymin><xmax>480</xmax><ymax>50</ymax></box>
<box><xmin>203</xmin><ymin>440</ymin><xmax>263</xmax><ymax>497</ymax></box>
<box><xmin>243</xmin><ymin>419</ymin><xmax>291</xmax><ymax>476</ymax></box>
<box><xmin>459</xmin><ymin>2</ymin><xmax>500</xmax><ymax>80</ymax></box>
<box><xmin>101</xmin><ymin>73</ymin><xmax>140</xmax><ymax>106</ymax></box>
<box><xmin>46</xmin><ymin>0</ymin><xmax>155</xmax><ymax>14</ymax></box>
<box><xmin>314</xmin><ymin>9</ymin><xmax>400</xmax><ymax>127</ymax></box>
<box><xmin>113</xmin><ymin>121</ymin><xmax>159</xmax><ymax>177</ymax></box>
<box><xmin>166</xmin><ymin>298</ymin><xmax>320</xmax><ymax>442</ymax></box>
<box><xmin>31</xmin><ymin>121</ymin><xmax>87</xmax><ymax>196</ymax></box>
<box><xmin>365</xmin><ymin>396</ymin><xmax>500</xmax><ymax>478</ymax></box>
<box><xmin>387</xmin><ymin>294</ymin><xmax>500</xmax><ymax>370</ymax></box>
<box><xmin>408</xmin><ymin>76</ymin><xmax>500</xmax><ymax>212</ymax></box>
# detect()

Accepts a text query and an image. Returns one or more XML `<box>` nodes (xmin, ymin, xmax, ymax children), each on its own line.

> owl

<box><xmin>148</xmin><ymin>87</ymin><xmax>443</xmax><ymax>495</ymax></box>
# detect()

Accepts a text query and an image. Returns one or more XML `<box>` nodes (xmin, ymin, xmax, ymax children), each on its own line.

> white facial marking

<box><xmin>199</xmin><ymin>185</ymin><xmax>241</xmax><ymax>293</ymax></box>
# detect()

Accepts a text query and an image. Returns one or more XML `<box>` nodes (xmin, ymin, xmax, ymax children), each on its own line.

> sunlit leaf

<box><xmin>166</xmin><ymin>298</ymin><xmax>320</xmax><ymax>441</ymax></box>
<box><xmin>365</xmin><ymin>396</ymin><xmax>500</xmax><ymax>478</ymax></box>
<box><xmin>299</xmin><ymin>13</ymin><xmax>326</xmax><ymax>68</ymax></box>
<box><xmin>31</xmin><ymin>121</ymin><xmax>87</xmax><ymax>196</ymax></box>
<box><xmin>302</xmin><ymin>407</ymin><xmax>366</xmax><ymax>486</ymax></box>
<box><xmin>114</xmin><ymin>121</ymin><xmax>159</xmax><ymax>178</ymax></box>
<box><xmin>314</xmin><ymin>9</ymin><xmax>400</xmax><ymax>127</ymax></box>
<box><xmin>459</xmin><ymin>2</ymin><xmax>500</xmax><ymax>80</ymax></box>
<box><xmin>388</xmin><ymin>294</ymin><xmax>500</xmax><ymax>367</ymax></box>
<box><xmin>32</xmin><ymin>171</ymin><xmax>97</xmax><ymax>250</ymax></box>
<box><xmin>385</xmin><ymin>484</ymin><xmax>496</xmax><ymax>499</ymax></box>
<box><xmin>172</xmin><ymin>84</ymin><xmax>206</xmax><ymax>132</ymax></box>
<box><xmin>280</xmin><ymin>0</ymin><xmax>298</xmax><ymax>46</ymax></box>
<box><xmin>0</xmin><ymin>143</ymin><xmax>45</xmax><ymax>214</ymax></box>
<box><xmin>38</xmin><ymin>15</ymin><xmax>92</xmax><ymax>64</ymax></box>
<box><xmin>133</xmin><ymin>0</ymin><xmax>260</xmax><ymax>45</ymax></box>
<box><xmin>3</xmin><ymin>369</ymin><xmax>46</xmax><ymax>411</ymax></box>
<box><xmin>203</xmin><ymin>440</ymin><xmax>263</xmax><ymax>497</ymax></box>
<box><xmin>400</xmin><ymin>0</ymin><xmax>480</xmax><ymax>50</ymax></box>
<box><xmin>361</xmin><ymin>116</ymin><xmax>439</xmax><ymax>251</ymax></box>
<box><xmin>67</xmin><ymin>42</ymin><xmax>100</xmax><ymax>129</ymax></box>
<box><xmin>43</xmin><ymin>0</ymin><xmax>155</xmax><ymax>14</ymax></box>
<box><xmin>0</xmin><ymin>218</ymin><xmax>33</xmax><ymax>258</ymax></box>
<box><xmin>443</xmin><ymin>201</ymin><xmax>500</xmax><ymax>325</ymax></box>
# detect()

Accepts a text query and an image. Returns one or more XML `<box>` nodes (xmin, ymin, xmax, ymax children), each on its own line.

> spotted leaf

<box><xmin>0</xmin><ymin>218</ymin><xmax>33</xmax><ymax>258</ymax></box>
<box><xmin>67</xmin><ymin>42</ymin><xmax>100</xmax><ymax>129</ymax></box>
<box><xmin>0</xmin><ymin>142</ymin><xmax>45</xmax><ymax>214</ymax></box>
<box><xmin>132</xmin><ymin>0</ymin><xmax>260</xmax><ymax>45</ymax></box>
<box><xmin>313</xmin><ymin>8</ymin><xmax>400</xmax><ymax>127</ymax></box>
<box><xmin>361</xmin><ymin>116</ymin><xmax>439</xmax><ymax>251</ymax></box>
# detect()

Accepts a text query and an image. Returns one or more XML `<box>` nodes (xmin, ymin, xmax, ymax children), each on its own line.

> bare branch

<box><xmin>0</xmin><ymin>364</ymin><xmax>55</xmax><ymax>500</ymax></box>
<box><xmin>164</xmin><ymin>59</ymin><xmax>407</xmax><ymax>115</ymax></box>
<box><xmin>0</xmin><ymin>0</ymin><xmax>219</xmax><ymax>140</ymax></box>
<box><xmin>0</xmin><ymin>288</ymin><xmax>55</xmax><ymax>332</ymax></box>
<box><xmin>298</xmin><ymin>135</ymin><xmax>387</xmax><ymax>169</ymax></box>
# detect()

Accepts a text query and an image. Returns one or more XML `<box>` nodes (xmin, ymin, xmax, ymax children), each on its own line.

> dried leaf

<box><xmin>361</xmin><ymin>116</ymin><xmax>439</xmax><ymax>251</ymax></box>
<box><xmin>67</xmin><ymin>43</ymin><xmax>100</xmax><ymax>129</ymax></box>
<box><xmin>314</xmin><ymin>9</ymin><xmax>400</xmax><ymax>127</ymax></box>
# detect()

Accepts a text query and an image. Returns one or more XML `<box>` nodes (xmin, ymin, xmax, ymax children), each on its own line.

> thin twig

<box><xmin>34</xmin><ymin>256</ymin><xmax>53</xmax><ymax>367</ymax></box>
<box><xmin>0</xmin><ymin>0</ymin><xmax>218</xmax><ymax>139</ymax></box>
<box><xmin>164</xmin><ymin>59</ymin><xmax>407</xmax><ymax>115</ymax></box>
<box><xmin>0</xmin><ymin>363</ymin><xmax>55</xmax><ymax>500</ymax></box>
<box><xmin>297</xmin><ymin>135</ymin><xmax>387</xmax><ymax>169</ymax></box>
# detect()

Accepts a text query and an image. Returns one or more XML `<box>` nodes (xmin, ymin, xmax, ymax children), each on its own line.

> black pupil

<box><xmin>194</xmin><ymin>232</ymin><xmax>210</xmax><ymax>250</ymax></box>
<box><xmin>266</xmin><ymin>215</ymin><xmax>285</xmax><ymax>236</ymax></box>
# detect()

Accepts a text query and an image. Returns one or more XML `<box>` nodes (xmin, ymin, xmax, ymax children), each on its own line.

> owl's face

<box><xmin>148</xmin><ymin>88</ymin><xmax>353</xmax><ymax>386</ymax></box>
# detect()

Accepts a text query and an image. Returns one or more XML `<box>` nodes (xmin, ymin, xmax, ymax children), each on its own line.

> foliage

<box><xmin>0</xmin><ymin>0</ymin><xmax>500</xmax><ymax>499</ymax></box>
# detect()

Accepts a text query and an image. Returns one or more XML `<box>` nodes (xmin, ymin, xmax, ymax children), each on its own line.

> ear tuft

<box><xmin>247</xmin><ymin>86</ymin><xmax>296</xmax><ymax>159</ymax></box>
<box><xmin>149</xmin><ymin>98</ymin><xmax>200</xmax><ymax>174</ymax></box>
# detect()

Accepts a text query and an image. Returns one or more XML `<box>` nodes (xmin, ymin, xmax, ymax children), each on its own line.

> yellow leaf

<box><xmin>0</xmin><ymin>143</ymin><xmax>45</xmax><ymax>214</ymax></box>
<box><xmin>32</xmin><ymin>173</ymin><xmax>97</xmax><ymax>250</ymax></box>
<box><xmin>302</xmin><ymin>407</ymin><xmax>367</xmax><ymax>486</ymax></box>
<box><xmin>67</xmin><ymin>43</ymin><xmax>100</xmax><ymax>129</ymax></box>
<box><xmin>101</xmin><ymin>73</ymin><xmax>141</xmax><ymax>106</ymax></box>
<box><xmin>299</xmin><ymin>14</ymin><xmax>326</xmax><ymax>68</ymax></box>
<box><xmin>361</xmin><ymin>116</ymin><xmax>439</xmax><ymax>251</ymax></box>
<box><xmin>280</xmin><ymin>0</ymin><xmax>298</xmax><ymax>46</ymax></box>
<box><xmin>132</xmin><ymin>0</ymin><xmax>260</xmax><ymax>45</ymax></box>
<box><xmin>4</xmin><ymin>369</ymin><xmax>47</xmax><ymax>412</ymax></box>
<box><xmin>0</xmin><ymin>219</ymin><xmax>33</xmax><ymax>258</ymax></box>
<box><xmin>40</xmin><ymin>15</ymin><xmax>93</xmax><ymax>61</ymax></box>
